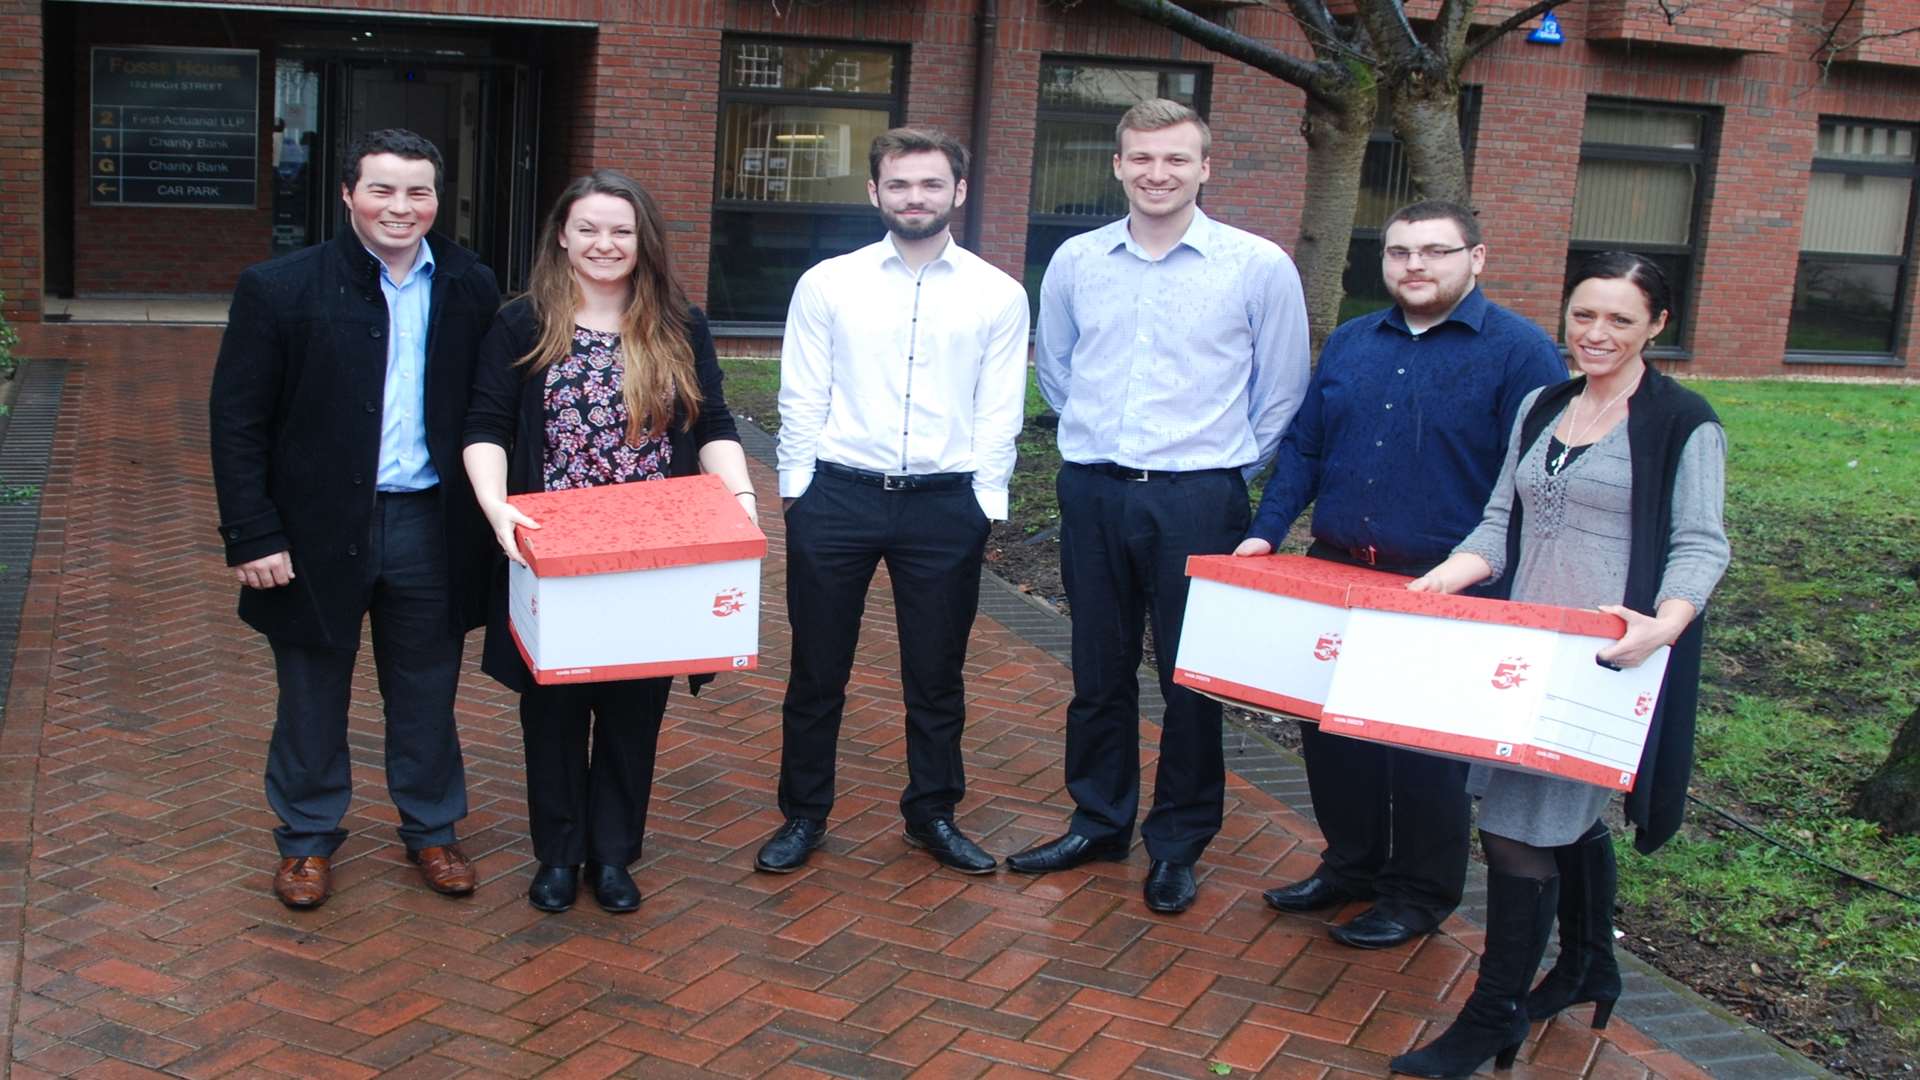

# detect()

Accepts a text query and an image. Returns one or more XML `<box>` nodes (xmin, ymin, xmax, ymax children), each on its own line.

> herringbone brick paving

<box><xmin>1</xmin><ymin>347</ymin><xmax>1718</xmax><ymax>1078</ymax></box>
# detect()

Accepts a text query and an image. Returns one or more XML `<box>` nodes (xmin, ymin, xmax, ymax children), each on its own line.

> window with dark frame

<box><xmin>1787</xmin><ymin>119</ymin><xmax>1917</xmax><ymax>361</ymax></box>
<box><xmin>1341</xmin><ymin>88</ymin><xmax>1482</xmax><ymax>324</ymax></box>
<box><xmin>1025</xmin><ymin>58</ymin><xmax>1209</xmax><ymax>312</ymax></box>
<box><xmin>1563</xmin><ymin>100</ymin><xmax>1716</xmax><ymax>354</ymax></box>
<box><xmin>707</xmin><ymin>38</ymin><xmax>905</xmax><ymax>324</ymax></box>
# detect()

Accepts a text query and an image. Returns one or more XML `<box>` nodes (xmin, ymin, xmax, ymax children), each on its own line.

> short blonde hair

<box><xmin>1115</xmin><ymin>98</ymin><xmax>1211</xmax><ymax>156</ymax></box>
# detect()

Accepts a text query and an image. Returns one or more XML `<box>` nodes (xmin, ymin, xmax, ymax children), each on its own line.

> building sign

<box><xmin>90</xmin><ymin>46</ymin><xmax>259</xmax><ymax>208</ymax></box>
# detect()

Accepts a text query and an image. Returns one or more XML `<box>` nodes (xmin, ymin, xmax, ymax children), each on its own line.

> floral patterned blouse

<box><xmin>541</xmin><ymin>327</ymin><xmax>672</xmax><ymax>491</ymax></box>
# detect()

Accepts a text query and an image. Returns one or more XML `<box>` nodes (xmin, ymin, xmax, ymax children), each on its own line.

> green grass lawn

<box><xmin>1626</xmin><ymin>377</ymin><xmax>1920</xmax><ymax>1052</ymax></box>
<box><xmin>724</xmin><ymin>358</ymin><xmax>1919</xmax><ymax>1052</ymax></box>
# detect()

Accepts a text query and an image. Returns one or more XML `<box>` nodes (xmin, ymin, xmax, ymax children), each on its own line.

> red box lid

<box><xmin>1185</xmin><ymin>553</ymin><xmax>1624</xmax><ymax>637</ymax></box>
<box><xmin>508</xmin><ymin>474</ymin><xmax>769</xmax><ymax>577</ymax></box>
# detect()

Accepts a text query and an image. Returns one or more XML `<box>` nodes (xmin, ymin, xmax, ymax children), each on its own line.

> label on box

<box><xmin>1321</xmin><ymin>608</ymin><xmax>1668</xmax><ymax>789</ymax></box>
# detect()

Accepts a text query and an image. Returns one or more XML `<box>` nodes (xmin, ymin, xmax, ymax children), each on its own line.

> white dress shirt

<box><xmin>1035</xmin><ymin>208</ymin><xmax>1310</xmax><ymax>479</ymax></box>
<box><xmin>776</xmin><ymin>234</ymin><xmax>1031</xmax><ymax>520</ymax></box>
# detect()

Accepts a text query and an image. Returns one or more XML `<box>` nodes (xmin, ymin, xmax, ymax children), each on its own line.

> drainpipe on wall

<box><xmin>964</xmin><ymin>0</ymin><xmax>998</xmax><ymax>252</ymax></box>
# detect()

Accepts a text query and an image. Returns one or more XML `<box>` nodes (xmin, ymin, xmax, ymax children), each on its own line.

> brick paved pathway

<box><xmin>2</xmin><ymin>347</ymin><xmax>1731</xmax><ymax>1078</ymax></box>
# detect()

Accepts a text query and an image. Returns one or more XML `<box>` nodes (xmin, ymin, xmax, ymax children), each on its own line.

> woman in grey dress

<box><xmin>1387</xmin><ymin>253</ymin><xmax>1730</xmax><ymax>1079</ymax></box>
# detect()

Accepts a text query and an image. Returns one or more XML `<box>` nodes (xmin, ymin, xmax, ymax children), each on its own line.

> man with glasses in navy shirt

<box><xmin>1238</xmin><ymin>200</ymin><xmax>1566</xmax><ymax>949</ymax></box>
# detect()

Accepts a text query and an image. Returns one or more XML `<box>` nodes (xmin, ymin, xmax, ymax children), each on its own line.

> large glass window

<box><xmin>1787</xmin><ymin>120</ymin><xmax>1917</xmax><ymax>359</ymax></box>
<box><xmin>1564</xmin><ymin>101</ymin><xmax>1715</xmax><ymax>352</ymax></box>
<box><xmin>1025</xmin><ymin>59</ymin><xmax>1208</xmax><ymax>308</ymax></box>
<box><xmin>708</xmin><ymin>39</ymin><xmax>904</xmax><ymax>323</ymax></box>
<box><xmin>1342</xmin><ymin>89</ymin><xmax>1481</xmax><ymax>323</ymax></box>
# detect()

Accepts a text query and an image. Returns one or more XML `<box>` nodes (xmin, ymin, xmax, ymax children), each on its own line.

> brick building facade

<box><xmin>3</xmin><ymin>0</ymin><xmax>1918</xmax><ymax>377</ymax></box>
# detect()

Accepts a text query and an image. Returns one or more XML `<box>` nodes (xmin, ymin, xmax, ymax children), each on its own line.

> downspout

<box><xmin>964</xmin><ymin>0</ymin><xmax>998</xmax><ymax>252</ymax></box>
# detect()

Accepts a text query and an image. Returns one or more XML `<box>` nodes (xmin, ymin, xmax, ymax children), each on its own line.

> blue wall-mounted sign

<box><xmin>1528</xmin><ymin>11</ymin><xmax>1565</xmax><ymax>45</ymax></box>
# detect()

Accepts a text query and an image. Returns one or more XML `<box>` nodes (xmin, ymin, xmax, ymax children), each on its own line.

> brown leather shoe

<box><xmin>274</xmin><ymin>855</ymin><xmax>331</xmax><ymax>909</ymax></box>
<box><xmin>408</xmin><ymin>843</ymin><xmax>477</xmax><ymax>896</ymax></box>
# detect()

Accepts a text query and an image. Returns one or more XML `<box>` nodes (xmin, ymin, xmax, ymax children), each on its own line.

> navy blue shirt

<box><xmin>1247</xmin><ymin>286</ymin><xmax>1567</xmax><ymax>569</ymax></box>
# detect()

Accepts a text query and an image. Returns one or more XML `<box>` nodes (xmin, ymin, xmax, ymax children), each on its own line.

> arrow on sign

<box><xmin>95</xmin><ymin>182</ymin><xmax>115</xmax><ymax>196</ymax></box>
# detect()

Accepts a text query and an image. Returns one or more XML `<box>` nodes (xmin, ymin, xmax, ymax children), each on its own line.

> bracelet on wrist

<box><xmin>732</xmin><ymin>490</ymin><xmax>757</xmax><ymax>499</ymax></box>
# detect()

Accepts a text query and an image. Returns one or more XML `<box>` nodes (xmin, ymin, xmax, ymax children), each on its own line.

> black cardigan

<box><xmin>1509</xmin><ymin>363</ymin><xmax>1719</xmax><ymax>854</ymax></box>
<box><xmin>462</xmin><ymin>297</ymin><xmax>741</xmax><ymax>692</ymax></box>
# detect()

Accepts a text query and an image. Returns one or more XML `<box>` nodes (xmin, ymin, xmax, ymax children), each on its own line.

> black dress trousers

<box><xmin>1055</xmin><ymin>462</ymin><xmax>1249</xmax><ymax>866</ymax></box>
<box><xmin>518</xmin><ymin>676</ymin><xmax>671</xmax><ymax>868</ymax></box>
<box><xmin>778</xmin><ymin>470</ymin><xmax>991</xmax><ymax>828</ymax></box>
<box><xmin>1293</xmin><ymin>545</ymin><xmax>1472</xmax><ymax>932</ymax></box>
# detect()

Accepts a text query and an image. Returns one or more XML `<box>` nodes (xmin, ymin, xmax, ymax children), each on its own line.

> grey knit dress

<box><xmin>1453</xmin><ymin>386</ymin><xmax>1730</xmax><ymax>848</ymax></box>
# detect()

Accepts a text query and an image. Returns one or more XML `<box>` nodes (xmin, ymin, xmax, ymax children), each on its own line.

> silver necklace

<box><xmin>1552</xmin><ymin>378</ymin><xmax>1638</xmax><ymax>472</ymax></box>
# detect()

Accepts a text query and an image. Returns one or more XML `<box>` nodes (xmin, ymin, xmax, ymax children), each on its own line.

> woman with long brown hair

<box><xmin>464</xmin><ymin>169</ymin><xmax>755</xmax><ymax>913</ymax></box>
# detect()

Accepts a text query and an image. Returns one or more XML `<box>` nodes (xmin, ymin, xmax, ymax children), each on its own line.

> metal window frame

<box><xmin>1787</xmin><ymin>115</ymin><xmax>1919</xmax><ymax>364</ymax></box>
<box><xmin>1027</xmin><ymin>53</ymin><xmax>1213</xmax><ymax>229</ymax></box>
<box><xmin>708</xmin><ymin>34</ymin><xmax>909</xmax><ymax>329</ymax></box>
<box><xmin>1567</xmin><ymin>97</ymin><xmax>1721</xmax><ymax>360</ymax></box>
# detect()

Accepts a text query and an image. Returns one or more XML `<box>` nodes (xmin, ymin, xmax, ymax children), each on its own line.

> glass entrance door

<box><xmin>271</xmin><ymin>55</ymin><xmax>538</xmax><ymax>289</ymax></box>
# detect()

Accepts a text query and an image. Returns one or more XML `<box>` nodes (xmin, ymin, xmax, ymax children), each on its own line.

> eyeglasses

<box><xmin>1383</xmin><ymin>245</ymin><xmax>1470</xmax><ymax>263</ymax></box>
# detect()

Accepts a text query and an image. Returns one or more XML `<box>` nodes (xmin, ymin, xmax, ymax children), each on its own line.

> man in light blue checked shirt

<box><xmin>1008</xmin><ymin>99</ymin><xmax>1311</xmax><ymax>914</ymax></box>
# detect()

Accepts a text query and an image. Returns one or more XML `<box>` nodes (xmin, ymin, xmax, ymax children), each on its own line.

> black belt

<box><xmin>1071</xmin><ymin>461</ymin><xmax>1235</xmax><ymax>483</ymax></box>
<box><xmin>815</xmin><ymin>460</ymin><xmax>971</xmax><ymax>492</ymax></box>
<box><xmin>1307</xmin><ymin>539</ymin><xmax>1437</xmax><ymax>576</ymax></box>
<box><xmin>376</xmin><ymin>486</ymin><xmax>439</xmax><ymax>499</ymax></box>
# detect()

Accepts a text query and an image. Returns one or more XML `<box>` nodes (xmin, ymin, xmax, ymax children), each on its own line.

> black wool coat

<box><xmin>462</xmin><ymin>297</ymin><xmax>741</xmax><ymax>693</ymax></box>
<box><xmin>209</xmin><ymin>229</ymin><xmax>502</xmax><ymax>648</ymax></box>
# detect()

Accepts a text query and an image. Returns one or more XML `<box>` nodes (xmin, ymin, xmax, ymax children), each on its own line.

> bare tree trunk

<box><xmin>1390</xmin><ymin>74</ymin><xmax>1470</xmax><ymax>205</ymax></box>
<box><xmin>1852</xmin><ymin>704</ymin><xmax>1920</xmax><ymax>836</ymax></box>
<box><xmin>1295</xmin><ymin>82</ymin><xmax>1375</xmax><ymax>357</ymax></box>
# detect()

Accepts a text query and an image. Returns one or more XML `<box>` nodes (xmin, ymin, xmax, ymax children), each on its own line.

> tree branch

<box><xmin>1458</xmin><ymin>0</ymin><xmax>1561</xmax><ymax>68</ymax></box>
<box><xmin>1105</xmin><ymin>0</ymin><xmax>1343</xmax><ymax>103</ymax></box>
<box><xmin>1432</xmin><ymin>0</ymin><xmax>1478</xmax><ymax>56</ymax></box>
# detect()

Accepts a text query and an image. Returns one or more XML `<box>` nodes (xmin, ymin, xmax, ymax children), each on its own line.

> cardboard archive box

<box><xmin>1172</xmin><ymin>554</ymin><xmax>1409</xmax><ymax>720</ymax></box>
<box><xmin>507</xmin><ymin>473</ymin><xmax>768</xmax><ymax>685</ymax></box>
<box><xmin>1173</xmin><ymin>554</ymin><xmax>1671</xmax><ymax>791</ymax></box>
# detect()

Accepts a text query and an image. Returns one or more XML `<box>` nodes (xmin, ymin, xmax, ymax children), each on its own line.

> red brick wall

<box><xmin>4</xmin><ymin>0</ymin><xmax>1919</xmax><ymax>378</ymax></box>
<box><xmin>1829</xmin><ymin>0</ymin><xmax>1920</xmax><ymax>68</ymax></box>
<box><xmin>1589</xmin><ymin>0</ymin><xmax>1796</xmax><ymax>54</ymax></box>
<box><xmin>0</xmin><ymin>1</ymin><xmax>42</xmax><ymax>323</ymax></box>
<box><xmin>1460</xmin><ymin>0</ymin><xmax>1920</xmax><ymax>375</ymax></box>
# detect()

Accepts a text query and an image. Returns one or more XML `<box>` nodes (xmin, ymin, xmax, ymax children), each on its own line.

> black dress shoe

<box><xmin>754</xmin><ymin>818</ymin><xmax>826</xmax><ymax>873</ymax></box>
<box><xmin>1143</xmin><ymin>860</ymin><xmax>1197</xmax><ymax>914</ymax></box>
<box><xmin>1263</xmin><ymin>875</ymin><xmax>1352</xmax><ymax>913</ymax></box>
<box><xmin>903</xmin><ymin>818</ymin><xmax>997</xmax><ymax>875</ymax></box>
<box><xmin>1005</xmin><ymin>832</ymin><xmax>1129</xmax><ymax>874</ymax></box>
<box><xmin>527</xmin><ymin>864</ymin><xmax>578</xmax><ymax>913</ymax></box>
<box><xmin>586</xmin><ymin>862</ymin><xmax>641</xmax><ymax>913</ymax></box>
<box><xmin>1329</xmin><ymin>906</ymin><xmax>1419</xmax><ymax>949</ymax></box>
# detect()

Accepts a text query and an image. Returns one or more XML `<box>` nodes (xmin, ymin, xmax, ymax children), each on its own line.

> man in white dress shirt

<box><xmin>754</xmin><ymin>127</ymin><xmax>1030</xmax><ymax>876</ymax></box>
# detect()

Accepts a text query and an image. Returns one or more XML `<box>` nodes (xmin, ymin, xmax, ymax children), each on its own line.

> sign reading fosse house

<box><xmin>90</xmin><ymin>47</ymin><xmax>259</xmax><ymax>209</ymax></box>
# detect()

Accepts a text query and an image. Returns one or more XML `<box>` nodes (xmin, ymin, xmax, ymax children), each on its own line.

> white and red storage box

<box><xmin>1173</xmin><ymin>554</ymin><xmax>1670</xmax><ymax>790</ymax></box>
<box><xmin>506</xmin><ymin>474</ymin><xmax>767</xmax><ymax>685</ymax></box>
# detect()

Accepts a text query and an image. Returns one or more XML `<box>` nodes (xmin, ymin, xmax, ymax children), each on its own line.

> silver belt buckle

<box><xmin>1127</xmin><ymin>468</ymin><xmax>1150</xmax><ymax>482</ymax></box>
<box><xmin>882</xmin><ymin>474</ymin><xmax>911</xmax><ymax>491</ymax></box>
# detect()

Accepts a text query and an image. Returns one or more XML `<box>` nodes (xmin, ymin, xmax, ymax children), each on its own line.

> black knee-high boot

<box><xmin>1526</xmin><ymin>823</ymin><xmax>1621</xmax><ymax>1028</ymax></box>
<box><xmin>1389</xmin><ymin>871</ymin><xmax>1559</xmax><ymax>1079</ymax></box>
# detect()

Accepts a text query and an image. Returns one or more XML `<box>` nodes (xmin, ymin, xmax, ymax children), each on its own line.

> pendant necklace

<box><xmin>1552</xmin><ymin>377</ymin><xmax>1639</xmax><ymax>473</ymax></box>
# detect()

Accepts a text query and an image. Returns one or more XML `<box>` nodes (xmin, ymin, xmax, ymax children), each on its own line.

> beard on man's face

<box><xmin>881</xmin><ymin>203</ymin><xmax>953</xmax><ymax>241</ymax></box>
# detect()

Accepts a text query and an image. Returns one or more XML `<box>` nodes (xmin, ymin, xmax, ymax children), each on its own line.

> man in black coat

<box><xmin>210</xmin><ymin>129</ymin><xmax>500</xmax><ymax>909</ymax></box>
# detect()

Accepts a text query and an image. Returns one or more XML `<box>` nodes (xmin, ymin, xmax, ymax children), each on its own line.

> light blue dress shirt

<box><xmin>374</xmin><ymin>240</ymin><xmax>438</xmax><ymax>491</ymax></box>
<box><xmin>1034</xmin><ymin>207</ymin><xmax>1311</xmax><ymax>479</ymax></box>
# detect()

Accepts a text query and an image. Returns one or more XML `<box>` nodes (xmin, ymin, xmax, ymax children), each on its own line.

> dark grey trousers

<box><xmin>264</xmin><ymin>490</ymin><xmax>468</xmax><ymax>857</ymax></box>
